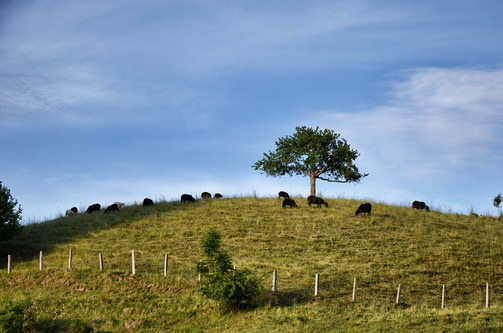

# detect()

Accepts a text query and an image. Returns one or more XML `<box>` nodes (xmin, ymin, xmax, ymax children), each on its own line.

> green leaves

<box><xmin>0</xmin><ymin>181</ymin><xmax>23</xmax><ymax>242</ymax></box>
<box><xmin>197</xmin><ymin>228</ymin><xmax>262</xmax><ymax>311</ymax></box>
<box><xmin>493</xmin><ymin>193</ymin><xmax>502</xmax><ymax>215</ymax></box>
<box><xmin>253</xmin><ymin>126</ymin><xmax>368</xmax><ymax>194</ymax></box>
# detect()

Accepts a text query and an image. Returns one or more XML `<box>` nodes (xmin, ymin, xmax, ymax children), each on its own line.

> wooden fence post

<box><xmin>39</xmin><ymin>251</ymin><xmax>43</xmax><ymax>271</ymax></box>
<box><xmin>396</xmin><ymin>284</ymin><xmax>401</xmax><ymax>304</ymax></box>
<box><xmin>164</xmin><ymin>254</ymin><xmax>169</xmax><ymax>276</ymax></box>
<box><xmin>68</xmin><ymin>248</ymin><xmax>73</xmax><ymax>269</ymax></box>
<box><xmin>99</xmin><ymin>253</ymin><xmax>104</xmax><ymax>271</ymax></box>
<box><xmin>131</xmin><ymin>249</ymin><xmax>136</xmax><ymax>275</ymax></box>
<box><xmin>352</xmin><ymin>277</ymin><xmax>357</xmax><ymax>302</ymax></box>
<box><xmin>314</xmin><ymin>273</ymin><xmax>320</xmax><ymax>296</ymax></box>
<box><xmin>7</xmin><ymin>254</ymin><xmax>11</xmax><ymax>273</ymax></box>
<box><xmin>486</xmin><ymin>282</ymin><xmax>490</xmax><ymax>308</ymax></box>
<box><xmin>272</xmin><ymin>269</ymin><xmax>278</xmax><ymax>292</ymax></box>
<box><xmin>441</xmin><ymin>284</ymin><xmax>445</xmax><ymax>309</ymax></box>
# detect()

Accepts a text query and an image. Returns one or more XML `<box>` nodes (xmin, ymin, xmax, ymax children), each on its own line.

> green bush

<box><xmin>196</xmin><ymin>228</ymin><xmax>262</xmax><ymax>311</ymax></box>
<box><xmin>0</xmin><ymin>181</ymin><xmax>23</xmax><ymax>242</ymax></box>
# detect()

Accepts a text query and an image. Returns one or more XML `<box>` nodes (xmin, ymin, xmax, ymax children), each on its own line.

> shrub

<box><xmin>196</xmin><ymin>228</ymin><xmax>262</xmax><ymax>311</ymax></box>
<box><xmin>0</xmin><ymin>181</ymin><xmax>23</xmax><ymax>242</ymax></box>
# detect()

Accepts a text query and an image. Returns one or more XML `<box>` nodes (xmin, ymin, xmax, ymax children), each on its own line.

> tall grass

<box><xmin>1</xmin><ymin>197</ymin><xmax>503</xmax><ymax>332</ymax></box>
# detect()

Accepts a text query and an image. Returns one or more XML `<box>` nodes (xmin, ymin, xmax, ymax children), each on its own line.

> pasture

<box><xmin>1</xmin><ymin>197</ymin><xmax>503</xmax><ymax>332</ymax></box>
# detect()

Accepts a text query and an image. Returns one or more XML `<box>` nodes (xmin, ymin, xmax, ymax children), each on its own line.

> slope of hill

<box><xmin>1</xmin><ymin>197</ymin><xmax>503</xmax><ymax>332</ymax></box>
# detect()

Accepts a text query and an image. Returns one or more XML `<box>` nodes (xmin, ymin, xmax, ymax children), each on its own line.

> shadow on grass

<box><xmin>0</xmin><ymin>200</ymin><xmax>202</xmax><ymax>265</ymax></box>
<box><xmin>33</xmin><ymin>318</ymin><xmax>96</xmax><ymax>333</ymax></box>
<box><xmin>263</xmin><ymin>287</ymin><xmax>315</xmax><ymax>308</ymax></box>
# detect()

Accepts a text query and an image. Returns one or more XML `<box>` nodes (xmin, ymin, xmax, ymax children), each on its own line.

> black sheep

<box><xmin>86</xmin><ymin>203</ymin><xmax>101</xmax><ymax>213</ymax></box>
<box><xmin>278</xmin><ymin>191</ymin><xmax>290</xmax><ymax>199</ymax></box>
<box><xmin>181</xmin><ymin>194</ymin><xmax>196</xmax><ymax>203</ymax></box>
<box><xmin>412</xmin><ymin>201</ymin><xmax>429</xmax><ymax>211</ymax></box>
<box><xmin>355</xmin><ymin>203</ymin><xmax>372</xmax><ymax>216</ymax></box>
<box><xmin>143</xmin><ymin>198</ymin><xmax>154</xmax><ymax>207</ymax></box>
<box><xmin>307</xmin><ymin>195</ymin><xmax>328</xmax><ymax>208</ymax></box>
<box><xmin>282</xmin><ymin>198</ymin><xmax>297</xmax><ymax>208</ymax></box>
<box><xmin>104</xmin><ymin>203</ymin><xmax>119</xmax><ymax>213</ymax></box>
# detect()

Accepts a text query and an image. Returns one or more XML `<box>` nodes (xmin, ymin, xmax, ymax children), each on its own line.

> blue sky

<box><xmin>1</xmin><ymin>0</ymin><xmax>502</xmax><ymax>222</ymax></box>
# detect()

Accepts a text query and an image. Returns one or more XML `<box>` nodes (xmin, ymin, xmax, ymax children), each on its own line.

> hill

<box><xmin>1</xmin><ymin>197</ymin><xmax>503</xmax><ymax>332</ymax></box>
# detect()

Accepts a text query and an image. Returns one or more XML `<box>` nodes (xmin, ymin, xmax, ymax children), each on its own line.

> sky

<box><xmin>1</xmin><ymin>0</ymin><xmax>502</xmax><ymax>222</ymax></box>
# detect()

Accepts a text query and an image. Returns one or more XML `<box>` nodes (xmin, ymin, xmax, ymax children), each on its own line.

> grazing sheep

<box><xmin>214</xmin><ymin>193</ymin><xmax>223</xmax><ymax>199</ymax></box>
<box><xmin>143</xmin><ymin>198</ymin><xmax>154</xmax><ymax>207</ymax></box>
<box><xmin>355</xmin><ymin>203</ymin><xmax>372</xmax><ymax>216</ymax></box>
<box><xmin>278</xmin><ymin>191</ymin><xmax>290</xmax><ymax>199</ymax></box>
<box><xmin>66</xmin><ymin>207</ymin><xmax>78</xmax><ymax>216</ymax></box>
<box><xmin>282</xmin><ymin>198</ymin><xmax>297</xmax><ymax>208</ymax></box>
<box><xmin>86</xmin><ymin>203</ymin><xmax>101</xmax><ymax>213</ymax></box>
<box><xmin>201</xmin><ymin>192</ymin><xmax>211</xmax><ymax>199</ymax></box>
<box><xmin>307</xmin><ymin>195</ymin><xmax>328</xmax><ymax>208</ymax></box>
<box><xmin>114</xmin><ymin>202</ymin><xmax>125</xmax><ymax>208</ymax></box>
<box><xmin>104</xmin><ymin>203</ymin><xmax>119</xmax><ymax>213</ymax></box>
<box><xmin>181</xmin><ymin>194</ymin><xmax>196</xmax><ymax>203</ymax></box>
<box><xmin>412</xmin><ymin>201</ymin><xmax>429</xmax><ymax>211</ymax></box>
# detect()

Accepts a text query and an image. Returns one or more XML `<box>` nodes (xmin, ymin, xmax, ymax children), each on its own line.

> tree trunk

<box><xmin>310</xmin><ymin>175</ymin><xmax>316</xmax><ymax>196</ymax></box>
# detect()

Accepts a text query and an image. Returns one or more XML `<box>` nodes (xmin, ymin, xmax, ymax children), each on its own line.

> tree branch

<box><xmin>314</xmin><ymin>166</ymin><xmax>329</xmax><ymax>178</ymax></box>
<box><xmin>317</xmin><ymin>176</ymin><xmax>351</xmax><ymax>183</ymax></box>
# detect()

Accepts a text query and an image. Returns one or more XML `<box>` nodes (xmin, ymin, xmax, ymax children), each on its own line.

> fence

<box><xmin>4</xmin><ymin>249</ymin><xmax>496</xmax><ymax>309</ymax></box>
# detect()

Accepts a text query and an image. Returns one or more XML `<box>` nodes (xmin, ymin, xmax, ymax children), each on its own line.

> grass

<box><xmin>1</xmin><ymin>197</ymin><xmax>503</xmax><ymax>332</ymax></box>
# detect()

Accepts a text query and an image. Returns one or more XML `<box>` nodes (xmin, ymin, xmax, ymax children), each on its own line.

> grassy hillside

<box><xmin>1</xmin><ymin>197</ymin><xmax>503</xmax><ymax>332</ymax></box>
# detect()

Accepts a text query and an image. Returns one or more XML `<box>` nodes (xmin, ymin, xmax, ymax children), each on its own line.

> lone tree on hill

<box><xmin>493</xmin><ymin>193</ymin><xmax>502</xmax><ymax>216</ymax></box>
<box><xmin>253</xmin><ymin>126</ymin><xmax>368</xmax><ymax>196</ymax></box>
<box><xmin>0</xmin><ymin>181</ymin><xmax>23</xmax><ymax>241</ymax></box>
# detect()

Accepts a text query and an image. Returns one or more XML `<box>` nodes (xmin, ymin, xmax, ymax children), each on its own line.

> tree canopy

<box><xmin>253</xmin><ymin>126</ymin><xmax>368</xmax><ymax>196</ymax></box>
<box><xmin>493</xmin><ymin>193</ymin><xmax>502</xmax><ymax>216</ymax></box>
<box><xmin>0</xmin><ymin>181</ymin><xmax>23</xmax><ymax>242</ymax></box>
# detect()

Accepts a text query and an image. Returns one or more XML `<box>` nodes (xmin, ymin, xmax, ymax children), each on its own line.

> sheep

<box><xmin>355</xmin><ymin>203</ymin><xmax>372</xmax><ymax>216</ymax></box>
<box><xmin>143</xmin><ymin>198</ymin><xmax>154</xmax><ymax>207</ymax></box>
<box><xmin>104</xmin><ymin>203</ymin><xmax>119</xmax><ymax>213</ymax></box>
<box><xmin>65</xmin><ymin>207</ymin><xmax>78</xmax><ymax>216</ymax></box>
<box><xmin>86</xmin><ymin>203</ymin><xmax>101</xmax><ymax>213</ymax></box>
<box><xmin>282</xmin><ymin>198</ymin><xmax>297</xmax><ymax>208</ymax></box>
<box><xmin>181</xmin><ymin>194</ymin><xmax>196</xmax><ymax>203</ymax></box>
<box><xmin>412</xmin><ymin>201</ymin><xmax>430</xmax><ymax>211</ymax></box>
<box><xmin>278</xmin><ymin>191</ymin><xmax>290</xmax><ymax>199</ymax></box>
<box><xmin>307</xmin><ymin>195</ymin><xmax>328</xmax><ymax>208</ymax></box>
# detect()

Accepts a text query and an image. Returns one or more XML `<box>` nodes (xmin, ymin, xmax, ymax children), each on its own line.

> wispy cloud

<box><xmin>0</xmin><ymin>66</ymin><xmax>115</xmax><ymax>118</ymax></box>
<box><xmin>0</xmin><ymin>1</ymin><xmax>404</xmax><ymax>117</ymax></box>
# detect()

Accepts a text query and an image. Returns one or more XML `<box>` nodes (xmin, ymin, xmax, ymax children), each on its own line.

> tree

<box><xmin>0</xmin><ymin>181</ymin><xmax>23</xmax><ymax>242</ymax></box>
<box><xmin>493</xmin><ymin>193</ymin><xmax>502</xmax><ymax>216</ymax></box>
<box><xmin>253</xmin><ymin>126</ymin><xmax>368</xmax><ymax>196</ymax></box>
<box><xmin>196</xmin><ymin>228</ymin><xmax>262</xmax><ymax>311</ymax></box>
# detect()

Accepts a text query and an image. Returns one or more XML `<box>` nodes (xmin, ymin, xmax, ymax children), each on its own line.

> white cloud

<box><xmin>304</xmin><ymin>67</ymin><xmax>503</xmax><ymax>211</ymax></box>
<box><xmin>320</xmin><ymin>67</ymin><xmax>503</xmax><ymax>167</ymax></box>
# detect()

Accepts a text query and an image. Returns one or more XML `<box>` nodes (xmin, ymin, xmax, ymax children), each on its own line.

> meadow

<box><xmin>1</xmin><ymin>197</ymin><xmax>503</xmax><ymax>332</ymax></box>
